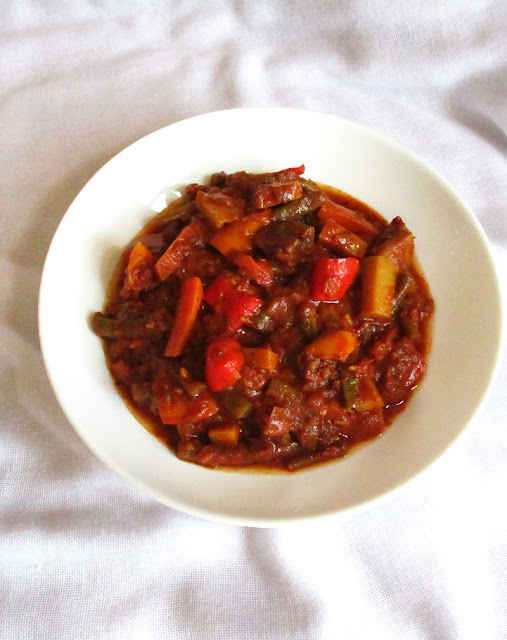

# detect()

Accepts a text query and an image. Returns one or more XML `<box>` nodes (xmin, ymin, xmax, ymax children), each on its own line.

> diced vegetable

<box><xmin>342</xmin><ymin>371</ymin><xmax>384</xmax><ymax>411</ymax></box>
<box><xmin>400</xmin><ymin>308</ymin><xmax>421</xmax><ymax>341</ymax></box>
<box><xmin>309</xmin><ymin>257</ymin><xmax>359</xmax><ymax>302</ymax></box>
<box><xmin>154</xmin><ymin>219</ymin><xmax>208</xmax><ymax>281</ymax></box>
<box><xmin>164</xmin><ymin>277</ymin><xmax>203</xmax><ymax>357</ymax></box>
<box><xmin>298</xmin><ymin>302</ymin><xmax>319</xmax><ymax>340</ymax></box>
<box><xmin>178</xmin><ymin>368</ymin><xmax>207</xmax><ymax>397</ymax></box>
<box><xmin>305</xmin><ymin>330</ymin><xmax>358</xmax><ymax>360</ymax></box>
<box><xmin>234</xmin><ymin>255</ymin><xmax>273</xmax><ymax>286</ymax></box>
<box><xmin>208</xmin><ymin>424</ymin><xmax>240</xmax><ymax>445</ymax></box>
<box><xmin>266</xmin><ymin>378</ymin><xmax>298</xmax><ymax>403</ymax></box>
<box><xmin>371</xmin><ymin>217</ymin><xmax>414</xmax><ymax>270</ymax></box>
<box><xmin>252</xmin><ymin>181</ymin><xmax>303</xmax><ymax>209</ymax></box>
<box><xmin>210</xmin><ymin>210</ymin><xmax>272</xmax><ymax>255</ymax></box>
<box><xmin>222</xmin><ymin>292</ymin><xmax>262</xmax><ymax>332</ymax></box>
<box><xmin>195</xmin><ymin>189</ymin><xmax>245</xmax><ymax>228</ymax></box>
<box><xmin>264</xmin><ymin>407</ymin><xmax>292</xmax><ymax>437</ymax></box>
<box><xmin>219</xmin><ymin>389</ymin><xmax>253</xmax><ymax>419</ymax></box>
<box><xmin>318</xmin><ymin>199</ymin><xmax>378</xmax><ymax>236</ymax></box>
<box><xmin>91</xmin><ymin>310</ymin><xmax>171</xmax><ymax>339</ymax></box>
<box><xmin>203</xmin><ymin>273</ymin><xmax>237</xmax><ymax>307</ymax></box>
<box><xmin>93</xmin><ymin>164</ymin><xmax>434</xmax><ymax>472</ymax></box>
<box><xmin>303</xmin><ymin>313</ymin><xmax>319</xmax><ymax>340</ymax></box>
<box><xmin>271</xmin><ymin>191</ymin><xmax>324</xmax><ymax>223</ymax></box>
<box><xmin>342</xmin><ymin>372</ymin><xmax>357</xmax><ymax>408</ymax></box>
<box><xmin>203</xmin><ymin>272</ymin><xmax>262</xmax><ymax>331</ymax></box>
<box><xmin>187</xmin><ymin>396</ymin><xmax>220</xmax><ymax>423</ymax></box>
<box><xmin>247</xmin><ymin>311</ymin><xmax>271</xmax><ymax>332</ymax></box>
<box><xmin>318</xmin><ymin>219</ymin><xmax>368</xmax><ymax>258</ymax></box>
<box><xmin>157</xmin><ymin>386</ymin><xmax>189</xmax><ymax>424</ymax></box>
<box><xmin>298</xmin><ymin>177</ymin><xmax>321</xmax><ymax>192</ymax></box>
<box><xmin>393</xmin><ymin>272</ymin><xmax>417</xmax><ymax>313</ymax></box>
<box><xmin>91</xmin><ymin>314</ymin><xmax>121</xmax><ymax>338</ymax></box>
<box><xmin>154</xmin><ymin>374</ymin><xmax>219</xmax><ymax>425</ymax></box>
<box><xmin>242</xmin><ymin>347</ymin><xmax>279</xmax><ymax>371</ymax></box>
<box><xmin>205</xmin><ymin>337</ymin><xmax>244</xmax><ymax>392</ymax></box>
<box><xmin>360</xmin><ymin>255</ymin><xmax>398</xmax><ymax>320</ymax></box>
<box><xmin>156</xmin><ymin>201</ymin><xmax>195</xmax><ymax>226</ymax></box>
<box><xmin>126</xmin><ymin>242</ymin><xmax>154</xmax><ymax>292</ymax></box>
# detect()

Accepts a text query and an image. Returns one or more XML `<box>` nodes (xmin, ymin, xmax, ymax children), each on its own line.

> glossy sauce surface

<box><xmin>92</xmin><ymin>168</ymin><xmax>434</xmax><ymax>471</ymax></box>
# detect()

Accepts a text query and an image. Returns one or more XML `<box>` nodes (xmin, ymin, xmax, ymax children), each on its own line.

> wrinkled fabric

<box><xmin>1</xmin><ymin>2</ymin><xmax>506</xmax><ymax>638</ymax></box>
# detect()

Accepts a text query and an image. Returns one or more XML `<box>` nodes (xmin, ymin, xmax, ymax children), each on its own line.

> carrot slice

<box><xmin>164</xmin><ymin>277</ymin><xmax>203</xmax><ymax>357</ymax></box>
<box><xmin>154</xmin><ymin>219</ymin><xmax>208</xmax><ymax>281</ymax></box>
<box><xmin>208</xmin><ymin>424</ymin><xmax>240</xmax><ymax>445</ymax></box>
<box><xmin>318</xmin><ymin>199</ymin><xmax>378</xmax><ymax>236</ymax></box>
<box><xmin>242</xmin><ymin>347</ymin><xmax>278</xmax><ymax>371</ymax></box>
<box><xmin>305</xmin><ymin>330</ymin><xmax>358</xmax><ymax>360</ymax></box>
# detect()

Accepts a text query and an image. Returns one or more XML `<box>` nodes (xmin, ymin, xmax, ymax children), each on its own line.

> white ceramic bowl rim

<box><xmin>39</xmin><ymin>107</ymin><xmax>503</xmax><ymax>526</ymax></box>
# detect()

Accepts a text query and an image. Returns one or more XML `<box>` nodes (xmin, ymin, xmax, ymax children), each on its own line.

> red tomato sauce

<box><xmin>92</xmin><ymin>166</ymin><xmax>434</xmax><ymax>471</ymax></box>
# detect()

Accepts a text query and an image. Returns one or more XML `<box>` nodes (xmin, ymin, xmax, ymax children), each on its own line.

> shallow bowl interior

<box><xmin>39</xmin><ymin>108</ymin><xmax>503</xmax><ymax>526</ymax></box>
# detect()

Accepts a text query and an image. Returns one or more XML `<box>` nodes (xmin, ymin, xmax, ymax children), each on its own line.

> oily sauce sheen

<box><xmin>92</xmin><ymin>166</ymin><xmax>434</xmax><ymax>471</ymax></box>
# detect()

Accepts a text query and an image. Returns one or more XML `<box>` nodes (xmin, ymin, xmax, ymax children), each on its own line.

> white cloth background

<box><xmin>1</xmin><ymin>1</ymin><xmax>506</xmax><ymax>638</ymax></box>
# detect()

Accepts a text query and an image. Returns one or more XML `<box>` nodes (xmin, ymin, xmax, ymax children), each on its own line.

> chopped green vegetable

<box><xmin>400</xmin><ymin>312</ymin><xmax>421</xmax><ymax>341</ymax></box>
<box><xmin>342</xmin><ymin>372</ymin><xmax>359</xmax><ymax>409</ymax></box>
<box><xmin>248</xmin><ymin>311</ymin><xmax>271</xmax><ymax>332</ymax></box>
<box><xmin>393</xmin><ymin>272</ymin><xmax>417</xmax><ymax>313</ymax></box>
<box><xmin>271</xmin><ymin>192</ymin><xmax>324</xmax><ymax>223</ymax></box>
<box><xmin>91</xmin><ymin>312</ymin><xmax>170</xmax><ymax>339</ymax></box>
<box><xmin>266</xmin><ymin>378</ymin><xmax>298</xmax><ymax>403</ymax></box>
<box><xmin>318</xmin><ymin>219</ymin><xmax>368</xmax><ymax>258</ymax></box>
<box><xmin>303</xmin><ymin>309</ymin><xmax>319</xmax><ymax>340</ymax></box>
<box><xmin>298</xmin><ymin>178</ymin><xmax>321</xmax><ymax>192</ymax></box>
<box><xmin>219</xmin><ymin>389</ymin><xmax>253</xmax><ymax>419</ymax></box>
<box><xmin>342</xmin><ymin>371</ymin><xmax>383</xmax><ymax>411</ymax></box>
<box><xmin>91</xmin><ymin>314</ymin><xmax>120</xmax><ymax>338</ymax></box>
<box><xmin>156</xmin><ymin>201</ymin><xmax>195</xmax><ymax>226</ymax></box>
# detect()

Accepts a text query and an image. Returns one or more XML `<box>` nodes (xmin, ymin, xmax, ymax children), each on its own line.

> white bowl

<box><xmin>39</xmin><ymin>108</ymin><xmax>503</xmax><ymax>526</ymax></box>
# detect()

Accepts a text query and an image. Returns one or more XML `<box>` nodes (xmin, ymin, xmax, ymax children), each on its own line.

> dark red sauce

<box><xmin>92</xmin><ymin>166</ymin><xmax>434</xmax><ymax>471</ymax></box>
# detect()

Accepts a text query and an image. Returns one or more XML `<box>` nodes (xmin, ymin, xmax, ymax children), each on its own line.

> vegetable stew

<box><xmin>92</xmin><ymin>165</ymin><xmax>434</xmax><ymax>471</ymax></box>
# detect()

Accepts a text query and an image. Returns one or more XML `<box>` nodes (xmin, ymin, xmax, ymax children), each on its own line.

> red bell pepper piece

<box><xmin>204</xmin><ymin>272</ymin><xmax>263</xmax><ymax>331</ymax></box>
<box><xmin>310</xmin><ymin>257</ymin><xmax>359</xmax><ymax>302</ymax></box>
<box><xmin>222</xmin><ymin>292</ymin><xmax>262</xmax><ymax>331</ymax></box>
<box><xmin>203</xmin><ymin>273</ymin><xmax>237</xmax><ymax>307</ymax></box>
<box><xmin>234</xmin><ymin>255</ymin><xmax>273</xmax><ymax>286</ymax></box>
<box><xmin>164</xmin><ymin>277</ymin><xmax>203</xmax><ymax>357</ymax></box>
<box><xmin>205</xmin><ymin>337</ymin><xmax>244</xmax><ymax>392</ymax></box>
